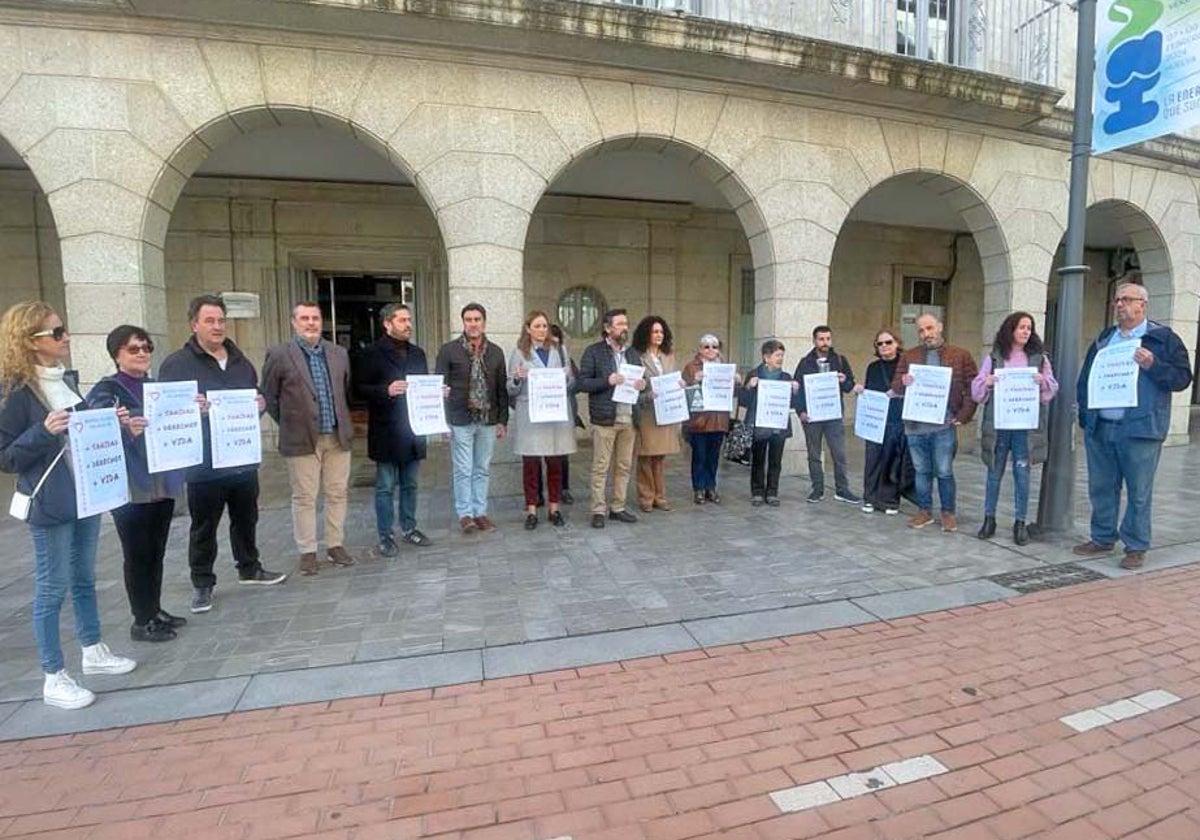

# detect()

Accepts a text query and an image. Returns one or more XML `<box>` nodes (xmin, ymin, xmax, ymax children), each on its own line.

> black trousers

<box><xmin>111</xmin><ymin>499</ymin><xmax>174</xmax><ymax>624</ymax></box>
<box><xmin>863</xmin><ymin>423</ymin><xmax>905</xmax><ymax>508</ymax></box>
<box><xmin>187</xmin><ymin>474</ymin><xmax>261</xmax><ymax>589</ymax></box>
<box><xmin>750</xmin><ymin>435</ymin><xmax>785</xmax><ymax>499</ymax></box>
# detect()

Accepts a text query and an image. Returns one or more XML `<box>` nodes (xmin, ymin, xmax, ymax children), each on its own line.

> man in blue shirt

<box><xmin>1073</xmin><ymin>283</ymin><xmax>1193</xmax><ymax>569</ymax></box>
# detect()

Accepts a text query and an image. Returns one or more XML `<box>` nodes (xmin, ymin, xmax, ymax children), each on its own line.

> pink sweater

<box><xmin>971</xmin><ymin>350</ymin><xmax>1059</xmax><ymax>405</ymax></box>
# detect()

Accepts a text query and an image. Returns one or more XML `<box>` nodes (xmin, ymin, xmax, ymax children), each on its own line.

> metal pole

<box><xmin>1038</xmin><ymin>0</ymin><xmax>1097</xmax><ymax>533</ymax></box>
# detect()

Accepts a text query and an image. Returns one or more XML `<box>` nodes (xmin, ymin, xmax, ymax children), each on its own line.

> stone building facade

<box><xmin>0</xmin><ymin>0</ymin><xmax>1196</xmax><ymax>461</ymax></box>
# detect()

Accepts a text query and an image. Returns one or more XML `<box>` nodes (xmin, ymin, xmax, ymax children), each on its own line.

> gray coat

<box><xmin>507</xmin><ymin>344</ymin><xmax>577</xmax><ymax>458</ymax></box>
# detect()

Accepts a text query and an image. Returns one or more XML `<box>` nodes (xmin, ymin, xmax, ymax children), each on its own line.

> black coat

<box><xmin>434</xmin><ymin>337</ymin><xmax>510</xmax><ymax>427</ymax></box>
<box><xmin>738</xmin><ymin>364</ymin><xmax>794</xmax><ymax>440</ymax></box>
<box><xmin>793</xmin><ymin>349</ymin><xmax>855</xmax><ymax>414</ymax></box>
<box><xmin>158</xmin><ymin>335</ymin><xmax>261</xmax><ymax>485</ymax></box>
<box><xmin>0</xmin><ymin>376</ymin><xmax>82</xmax><ymax>525</ymax></box>
<box><xmin>577</xmin><ymin>340</ymin><xmax>643</xmax><ymax>427</ymax></box>
<box><xmin>356</xmin><ymin>336</ymin><xmax>429</xmax><ymax>464</ymax></box>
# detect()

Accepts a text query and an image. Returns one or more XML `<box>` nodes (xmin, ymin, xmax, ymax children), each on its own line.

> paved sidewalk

<box><xmin>1</xmin><ymin>432</ymin><xmax>1199</xmax><ymax>725</ymax></box>
<box><xmin>4</xmin><ymin>564</ymin><xmax>1200</xmax><ymax>839</ymax></box>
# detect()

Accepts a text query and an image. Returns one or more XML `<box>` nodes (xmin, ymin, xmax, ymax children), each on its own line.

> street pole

<box><xmin>1038</xmin><ymin>0</ymin><xmax>1097</xmax><ymax>533</ymax></box>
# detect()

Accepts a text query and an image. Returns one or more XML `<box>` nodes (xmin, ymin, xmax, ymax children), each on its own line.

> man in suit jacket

<box><xmin>262</xmin><ymin>302</ymin><xmax>355</xmax><ymax>576</ymax></box>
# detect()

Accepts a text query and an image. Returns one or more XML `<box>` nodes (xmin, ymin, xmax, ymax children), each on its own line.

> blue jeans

<box><xmin>689</xmin><ymin>431</ymin><xmax>725</xmax><ymax>492</ymax></box>
<box><xmin>450</xmin><ymin>423</ymin><xmax>496</xmax><ymax>518</ymax></box>
<box><xmin>29</xmin><ymin>516</ymin><xmax>103</xmax><ymax>673</ymax></box>
<box><xmin>984</xmin><ymin>430</ymin><xmax>1031</xmax><ymax>520</ymax></box>
<box><xmin>907</xmin><ymin>427</ymin><xmax>958</xmax><ymax>513</ymax></box>
<box><xmin>1084</xmin><ymin>422</ymin><xmax>1162</xmax><ymax>551</ymax></box>
<box><xmin>375</xmin><ymin>459</ymin><xmax>422</xmax><ymax>537</ymax></box>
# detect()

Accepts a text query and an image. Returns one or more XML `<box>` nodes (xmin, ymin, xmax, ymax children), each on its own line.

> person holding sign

<box><xmin>794</xmin><ymin>325</ymin><xmax>860</xmax><ymax>506</ymax></box>
<box><xmin>891</xmin><ymin>313</ymin><xmax>978</xmax><ymax>533</ymax></box>
<box><xmin>357</xmin><ymin>303</ymin><xmax>436</xmax><ymax>555</ymax></box>
<box><xmin>578</xmin><ymin>308</ymin><xmax>646</xmax><ymax>528</ymax></box>
<box><xmin>739</xmin><ymin>340</ymin><xmax>799</xmax><ymax>507</ymax></box>
<box><xmin>437</xmin><ymin>303</ymin><xmax>510</xmax><ymax>535</ymax></box>
<box><xmin>86</xmin><ymin>325</ymin><xmax>193</xmax><ymax>643</ymax></box>
<box><xmin>1074</xmin><ymin>283</ymin><xmax>1194</xmax><ymax>569</ymax></box>
<box><xmin>0</xmin><ymin>302</ymin><xmax>136</xmax><ymax>710</ymax></box>
<box><xmin>681</xmin><ymin>334</ymin><xmax>740</xmax><ymax>504</ymax></box>
<box><xmin>632</xmin><ymin>316</ymin><xmax>681</xmax><ymax>513</ymax></box>
<box><xmin>508</xmin><ymin>310</ymin><xmax>575</xmax><ymax>530</ymax></box>
<box><xmin>971</xmin><ymin>313</ymin><xmax>1058</xmax><ymax>546</ymax></box>
<box><xmin>159</xmin><ymin>295</ymin><xmax>287</xmax><ymax>616</ymax></box>
<box><xmin>851</xmin><ymin>329</ymin><xmax>906</xmax><ymax>515</ymax></box>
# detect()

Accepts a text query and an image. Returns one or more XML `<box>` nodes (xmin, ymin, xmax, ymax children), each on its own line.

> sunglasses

<box><xmin>32</xmin><ymin>326</ymin><xmax>68</xmax><ymax>341</ymax></box>
<box><xmin>876</xmin><ymin>339</ymin><xmax>896</xmax><ymax>346</ymax></box>
<box><xmin>701</xmin><ymin>344</ymin><xmax>720</xmax><ymax>350</ymax></box>
<box><xmin>124</xmin><ymin>342</ymin><xmax>154</xmax><ymax>355</ymax></box>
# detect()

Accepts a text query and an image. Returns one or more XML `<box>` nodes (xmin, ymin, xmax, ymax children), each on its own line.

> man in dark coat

<box><xmin>356</xmin><ymin>303</ymin><xmax>433</xmax><ymax>555</ymax></box>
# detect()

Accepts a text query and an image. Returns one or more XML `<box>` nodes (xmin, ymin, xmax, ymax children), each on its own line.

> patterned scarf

<box><xmin>461</xmin><ymin>334</ymin><xmax>491</xmax><ymax>419</ymax></box>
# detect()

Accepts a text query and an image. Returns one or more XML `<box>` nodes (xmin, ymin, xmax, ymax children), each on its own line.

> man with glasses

<box><xmin>1074</xmin><ymin>282</ymin><xmax>1193</xmax><ymax>569</ymax></box>
<box><xmin>160</xmin><ymin>294</ymin><xmax>287</xmax><ymax>614</ymax></box>
<box><xmin>262</xmin><ymin>302</ymin><xmax>355</xmax><ymax>577</ymax></box>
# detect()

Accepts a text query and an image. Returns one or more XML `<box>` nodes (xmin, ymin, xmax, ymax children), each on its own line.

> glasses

<box><xmin>31</xmin><ymin>326</ymin><xmax>68</xmax><ymax>341</ymax></box>
<box><xmin>701</xmin><ymin>344</ymin><xmax>720</xmax><ymax>350</ymax></box>
<box><xmin>1113</xmin><ymin>296</ymin><xmax>1146</xmax><ymax>305</ymax></box>
<box><xmin>876</xmin><ymin>339</ymin><xmax>896</xmax><ymax>347</ymax></box>
<box><xmin>124</xmin><ymin>342</ymin><xmax>154</xmax><ymax>355</ymax></box>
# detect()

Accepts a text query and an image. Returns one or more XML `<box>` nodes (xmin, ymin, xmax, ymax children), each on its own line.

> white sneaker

<box><xmin>43</xmin><ymin>670</ymin><xmax>95</xmax><ymax>710</ymax></box>
<box><xmin>81</xmin><ymin>642</ymin><xmax>137</xmax><ymax>676</ymax></box>
<box><xmin>861</xmin><ymin>502</ymin><xmax>875</xmax><ymax>513</ymax></box>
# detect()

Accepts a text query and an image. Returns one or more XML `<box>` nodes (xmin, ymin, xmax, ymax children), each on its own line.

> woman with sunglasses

<box><xmin>0</xmin><ymin>302</ymin><xmax>136</xmax><ymax>710</ymax></box>
<box><xmin>86</xmin><ymin>325</ymin><xmax>191</xmax><ymax>642</ymax></box>
<box><xmin>971</xmin><ymin>312</ymin><xmax>1058</xmax><ymax>545</ymax></box>
<box><xmin>681</xmin><ymin>334</ymin><xmax>740</xmax><ymax>504</ymax></box>
<box><xmin>852</xmin><ymin>329</ymin><xmax>905</xmax><ymax>515</ymax></box>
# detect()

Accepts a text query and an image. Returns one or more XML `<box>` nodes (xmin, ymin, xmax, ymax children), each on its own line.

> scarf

<box><xmin>461</xmin><ymin>334</ymin><xmax>491</xmax><ymax>418</ymax></box>
<box><xmin>36</xmin><ymin>365</ymin><xmax>81</xmax><ymax>410</ymax></box>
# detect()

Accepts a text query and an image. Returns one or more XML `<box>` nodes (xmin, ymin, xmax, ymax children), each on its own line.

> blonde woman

<box><xmin>0</xmin><ymin>302</ymin><xmax>136</xmax><ymax>710</ymax></box>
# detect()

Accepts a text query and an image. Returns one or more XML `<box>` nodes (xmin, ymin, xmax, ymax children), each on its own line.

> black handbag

<box><xmin>723</xmin><ymin>420</ymin><xmax>753</xmax><ymax>464</ymax></box>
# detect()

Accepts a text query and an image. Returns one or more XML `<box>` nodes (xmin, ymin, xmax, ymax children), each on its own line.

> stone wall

<box><xmin>0</xmin><ymin>171</ymin><xmax>63</xmax><ymax>318</ymax></box>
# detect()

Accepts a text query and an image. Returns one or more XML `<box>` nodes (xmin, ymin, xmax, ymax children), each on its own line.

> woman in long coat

<box><xmin>632</xmin><ymin>315</ymin><xmax>681</xmax><ymax>512</ymax></box>
<box><xmin>508</xmin><ymin>310</ymin><xmax>576</xmax><ymax>529</ymax></box>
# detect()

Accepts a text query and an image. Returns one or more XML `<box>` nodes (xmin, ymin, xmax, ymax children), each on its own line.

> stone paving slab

<box><xmin>482</xmin><ymin>624</ymin><xmax>698</xmax><ymax>679</ymax></box>
<box><xmin>682</xmin><ymin>600</ymin><xmax>876</xmax><ymax>647</ymax></box>
<box><xmin>850</xmin><ymin>579</ymin><xmax>1020</xmax><ymax>620</ymax></box>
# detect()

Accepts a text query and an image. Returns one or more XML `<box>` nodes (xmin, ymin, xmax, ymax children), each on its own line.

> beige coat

<box><xmin>635</xmin><ymin>351</ymin><xmax>680</xmax><ymax>456</ymax></box>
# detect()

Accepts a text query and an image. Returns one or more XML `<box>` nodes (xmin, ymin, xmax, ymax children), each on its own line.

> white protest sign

<box><xmin>528</xmin><ymin>367</ymin><xmax>569</xmax><ymax>424</ymax></box>
<box><xmin>68</xmin><ymin>408</ymin><xmax>128</xmax><ymax>518</ymax></box>
<box><xmin>612</xmin><ymin>364</ymin><xmax>645</xmax><ymax>405</ymax></box>
<box><xmin>993</xmin><ymin>367</ymin><xmax>1040</xmax><ymax>431</ymax></box>
<box><xmin>143</xmin><ymin>380</ymin><xmax>203</xmax><ymax>473</ymax></box>
<box><xmin>651</xmin><ymin>372</ymin><xmax>689</xmax><ymax>425</ymax></box>
<box><xmin>701</xmin><ymin>363</ymin><xmax>737</xmax><ymax>411</ymax></box>
<box><xmin>1087</xmin><ymin>341</ymin><xmax>1140</xmax><ymax>410</ymax></box>
<box><xmin>406</xmin><ymin>375</ymin><xmax>450</xmax><ymax>435</ymax></box>
<box><xmin>802</xmin><ymin>371</ymin><xmax>843</xmax><ymax>423</ymax></box>
<box><xmin>208</xmin><ymin>389</ymin><xmax>262</xmax><ymax>469</ymax></box>
<box><xmin>854</xmin><ymin>389</ymin><xmax>890</xmax><ymax>444</ymax></box>
<box><xmin>901</xmin><ymin>364</ymin><xmax>953</xmax><ymax>425</ymax></box>
<box><xmin>755</xmin><ymin>379</ymin><xmax>792</xmax><ymax>430</ymax></box>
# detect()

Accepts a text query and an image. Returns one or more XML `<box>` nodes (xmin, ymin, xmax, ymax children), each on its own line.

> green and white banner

<box><xmin>1094</xmin><ymin>0</ymin><xmax>1200</xmax><ymax>154</ymax></box>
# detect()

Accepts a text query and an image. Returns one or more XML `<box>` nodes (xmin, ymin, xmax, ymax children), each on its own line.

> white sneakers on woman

<box><xmin>43</xmin><ymin>643</ymin><xmax>137</xmax><ymax>710</ymax></box>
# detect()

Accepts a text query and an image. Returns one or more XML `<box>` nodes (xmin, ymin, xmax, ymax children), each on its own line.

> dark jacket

<box><xmin>738</xmin><ymin>364</ymin><xmax>794</xmax><ymax>440</ymax></box>
<box><xmin>577</xmin><ymin>339</ymin><xmax>642</xmax><ymax>427</ymax></box>
<box><xmin>158</xmin><ymin>335</ymin><xmax>261</xmax><ymax>484</ymax></box>
<box><xmin>261</xmin><ymin>338</ymin><xmax>353</xmax><ymax>456</ymax></box>
<box><xmin>892</xmin><ymin>343</ymin><xmax>979</xmax><ymax>426</ymax></box>
<box><xmin>793</xmin><ymin>348</ymin><xmax>855</xmax><ymax>416</ymax></box>
<box><xmin>1077</xmin><ymin>320</ymin><xmax>1193</xmax><ymax>441</ymax></box>
<box><xmin>863</xmin><ymin>357</ymin><xmax>904</xmax><ymax>427</ymax></box>
<box><xmin>356</xmin><ymin>336</ymin><xmax>429</xmax><ymax>464</ymax></box>
<box><xmin>435</xmin><ymin>337</ymin><xmax>510</xmax><ymax>427</ymax></box>
<box><xmin>85</xmin><ymin>374</ymin><xmax>185</xmax><ymax>504</ymax></box>
<box><xmin>0</xmin><ymin>375</ymin><xmax>81</xmax><ymax>525</ymax></box>
<box><xmin>681</xmin><ymin>353</ymin><xmax>731</xmax><ymax>434</ymax></box>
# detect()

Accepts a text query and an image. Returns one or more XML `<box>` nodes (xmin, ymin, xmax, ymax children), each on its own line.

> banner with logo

<box><xmin>1094</xmin><ymin>0</ymin><xmax>1200</xmax><ymax>154</ymax></box>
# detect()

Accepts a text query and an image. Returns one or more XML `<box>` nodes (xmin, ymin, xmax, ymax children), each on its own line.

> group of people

<box><xmin>0</xmin><ymin>280</ymin><xmax>1191</xmax><ymax>710</ymax></box>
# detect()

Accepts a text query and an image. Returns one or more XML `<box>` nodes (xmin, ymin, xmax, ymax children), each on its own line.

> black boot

<box><xmin>977</xmin><ymin>515</ymin><xmax>996</xmax><ymax>540</ymax></box>
<box><xmin>1013</xmin><ymin>520</ymin><xmax>1030</xmax><ymax>546</ymax></box>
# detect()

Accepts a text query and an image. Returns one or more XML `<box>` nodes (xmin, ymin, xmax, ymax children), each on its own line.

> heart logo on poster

<box><xmin>72</xmin><ymin>422</ymin><xmax>83</xmax><ymax>433</ymax></box>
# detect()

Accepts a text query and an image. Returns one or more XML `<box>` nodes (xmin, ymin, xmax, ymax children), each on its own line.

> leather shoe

<box><xmin>460</xmin><ymin>516</ymin><xmax>478</xmax><ymax>534</ymax></box>
<box><xmin>1120</xmin><ymin>550</ymin><xmax>1146</xmax><ymax>569</ymax></box>
<box><xmin>1072</xmin><ymin>540</ymin><xmax>1115</xmax><ymax>557</ymax></box>
<box><xmin>155</xmin><ymin>609</ymin><xmax>187</xmax><ymax>628</ymax></box>
<box><xmin>131</xmin><ymin>619</ymin><xmax>176</xmax><ymax>643</ymax></box>
<box><xmin>549</xmin><ymin>510</ymin><xmax>565</xmax><ymax>527</ymax></box>
<box><xmin>653</xmin><ymin>499</ymin><xmax>672</xmax><ymax>511</ymax></box>
<box><xmin>977</xmin><ymin>515</ymin><xmax>996</xmax><ymax>540</ymax></box>
<box><xmin>694</xmin><ymin>491</ymin><xmax>706</xmax><ymax>505</ymax></box>
<box><xmin>299</xmin><ymin>552</ymin><xmax>319</xmax><ymax>576</ymax></box>
<box><xmin>327</xmin><ymin>546</ymin><xmax>355</xmax><ymax>567</ymax></box>
<box><xmin>609</xmin><ymin>509</ymin><xmax>637</xmax><ymax>523</ymax></box>
<box><xmin>705</xmin><ymin>490</ymin><xmax>721</xmax><ymax>505</ymax></box>
<box><xmin>524</xmin><ymin>513</ymin><xmax>538</xmax><ymax>530</ymax></box>
<box><xmin>561</xmin><ymin>489</ymin><xmax>575</xmax><ymax>505</ymax></box>
<box><xmin>474</xmin><ymin>516</ymin><xmax>497</xmax><ymax>532</ymax></box>
<box><xmin>591</xmin><ymin>514</ymin><xmax>606</xmax><ymax>528</ymax></box>
<box><xmin>1012</xmin><ymin>520</ymin><xmax>1030</xmax><ymax>546</ymax></box>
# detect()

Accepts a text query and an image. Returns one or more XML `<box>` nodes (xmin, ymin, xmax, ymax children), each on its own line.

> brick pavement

<box><xmin>4</xmin><ymin>564</ymin><xmax>1200</xmax><ymax>839</ymax></box>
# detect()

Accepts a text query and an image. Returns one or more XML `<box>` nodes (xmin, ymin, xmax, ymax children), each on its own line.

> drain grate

<box><xmin>989</xmin><ymin>563</ymin><xmax>1108</xmax><ymax>594</ymax></box>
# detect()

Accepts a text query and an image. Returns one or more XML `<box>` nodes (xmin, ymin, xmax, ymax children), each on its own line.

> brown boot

<box><xmin>299</xmin><ymin>552</ymin><xmax>319</xmax><ymax>576</ymax></box>
<box><xmin>474</xmin><ymin>516</ymin><xmax>497</xmax><ymax>532</ymax></box>
<box><xmin>327</xmin><ymin>546</ymin><xmax>355</xmax><ymax>567</ymax></box>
